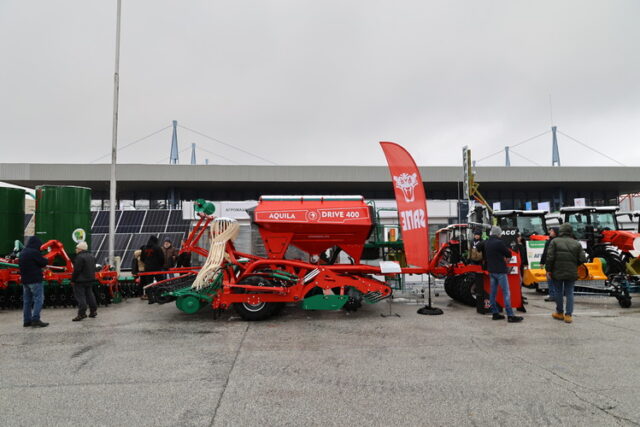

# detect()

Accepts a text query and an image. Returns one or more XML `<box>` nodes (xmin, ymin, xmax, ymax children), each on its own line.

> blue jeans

<box><xmin>489</xmin><ymin>273</ymin><xmax>514</xmax><ymax>317</ymax></box>
<box><xmin>555</xmin><ymin>280</ymin><xmax>575</xmax><ymax>316</ymax></box>
<box><xmin>23</xmin><ymin>282</ymin><xmax>44</xmax><ymax>323</ymax></box>
<box><xmin>547</xmin><ymin>278</ymin><xmax>556</xmax><ymax>300</ymax></box>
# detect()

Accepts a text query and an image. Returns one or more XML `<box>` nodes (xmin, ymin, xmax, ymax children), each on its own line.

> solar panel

<box><xmin>24</xmin><ymin>213</ymin><xmax>33</xmax><ymax>229</ymax></box>
<box><xmin>166</xmin><ymin>210</ymin><xmax>191</xmax><ymax>233</ymax></box>
<box><xmin>141</xmin><ymin>210</ymin><xmax>169</xmax><ymax>233</ymax></box>
<box><xmin>121</xmin><ymin>233</ymin><xmax>156</xmax><ymax>270</ymax></box>
<box><xmin>95</xmin><ymin>233</ymin><xmax>131</xmax><ymax>266</ymax></box>
<box><xmin>91</xmin><ymin>233</ymin><xmax>106</xmax><ymax>253</ymax></box>
<box><xmin>117</xmin><ymin>210</ymin><xmax>146</xmax><ymax>233</ymax></box>
<box><xmin>92</xmin><ymin>211</ymin><xmax>122</xmax><ymax>234</ymax></box>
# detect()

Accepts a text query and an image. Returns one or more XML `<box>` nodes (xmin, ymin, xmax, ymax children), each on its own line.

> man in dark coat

<box><xmin>477</xmin><ymin>226</ymin><xmax>523</xmax><ymax>323</ymax></box>
<box><xmin>139</xmin><ymin>236</ymin><xmax>165</xmax><ymax>297</ymax></box>
<box><xmin>71</xmin><ymin>241</ymin><xmax>98</xmax><ymax>321</ymax></box>
<box><xmin>540</xmin><ymin>226</ymin><xmax>559</xmax><ymax>302</ymax></box>
<box><xmin>545</xmin><ymin>223</ymin><xmax>587</xmax><ymax>324</ymax></box>
<box><xmin>18</xmin><ymin>236</ymin><xmax>49</xmax><ymax>327</ymax></box>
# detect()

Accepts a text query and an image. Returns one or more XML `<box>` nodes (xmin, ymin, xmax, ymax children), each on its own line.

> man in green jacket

<box><xmin>545</xmin><ymin>223</ymin><xmax>587</xmax><ymax>323</ymax></box>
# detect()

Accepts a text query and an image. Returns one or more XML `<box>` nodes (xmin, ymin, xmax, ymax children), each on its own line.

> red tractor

<box><xmin>560</xmin><ymin>206</ymin><xmax>640</xmax><ymax>275</ymax></box>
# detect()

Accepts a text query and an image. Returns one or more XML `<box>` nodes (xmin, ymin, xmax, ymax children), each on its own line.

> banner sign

<box><xmin>526</xmin><ymin>239</ymin><xmax>546</xmax><ymax>269</ymax></box>
<box><xmin>380</xmin><ymin>141</ymin><xmax>430</xmax><ymax>269</ymax></box>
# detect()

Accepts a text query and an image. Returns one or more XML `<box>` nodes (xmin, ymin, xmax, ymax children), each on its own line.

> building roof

<box><xmin>2</xmin><ymin>163</ymin><xmax>640</xmax><ymax>195</ymax></box>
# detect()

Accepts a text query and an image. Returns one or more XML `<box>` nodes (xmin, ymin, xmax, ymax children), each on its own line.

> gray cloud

<box><xmin>1</xmin><ymin>0</ymin><xmax>638</xmax><ymax>167</ymax></box>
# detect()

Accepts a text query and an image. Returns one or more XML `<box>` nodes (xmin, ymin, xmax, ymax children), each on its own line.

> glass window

<box><xmin>516</xmin><ymin>216</ymin><xmax>546</xmax><ymax>236</ymax></box>
<box><xmin>567</xmin><ymin>213</ymin><xmax>587</xmax><ymax>239</ymax></box>
<box><xmin>591</xmin><ymin>212</ymin><xmax>616</xmax><ymax>231</ymax></box>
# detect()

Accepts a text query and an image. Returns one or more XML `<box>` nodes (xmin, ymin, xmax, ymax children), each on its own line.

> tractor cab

<box><xmin>560</xmin><ymin>206</ymin><xmax>619</xmax><ymax>242</ymax></box>
<box><xmin>493</xmin><ymin>210</ymin><xmax>548</xmax><ymax>239</ymax></box>
<box><xmin>433</xmin><ymin>224</ymin><xmax>472</xmax><ymax>266</ymax></box>
<box><xmin>617</xmin><ymin>211</ymin><xmax>640</xmax><ymax>233</ymax></box>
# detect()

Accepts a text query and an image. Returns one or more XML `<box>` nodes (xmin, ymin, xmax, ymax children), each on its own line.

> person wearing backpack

<box><xmin>545</xmin><ymin>223</ymin><xmax>587</xmax><ymax>324</ymax></box>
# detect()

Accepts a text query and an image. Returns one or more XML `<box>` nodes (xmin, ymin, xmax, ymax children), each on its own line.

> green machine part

<box><xmin>302</xmin><ymin>294</ymin><xmax>349</xmax><ymax>310</ymax></box>
<box><xmin>0</xmin><ymin>187</ymin><xmax>25</xmax><ymax>256</ymax></box>
<box><xmin>194</xmin><ymin>198</ymin><xmax>215</xmax><ymax>216</ymax></box>
<box><xmin>35</xmin><ymin>186</ymin><xmax>92</xmax><ymax>256</ymax></box>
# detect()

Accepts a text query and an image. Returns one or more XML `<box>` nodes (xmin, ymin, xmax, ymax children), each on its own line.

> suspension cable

<box><xmin>178</xmin><ymin>124</ymin><xmax>278</xmax><ymax>165</ymax></box>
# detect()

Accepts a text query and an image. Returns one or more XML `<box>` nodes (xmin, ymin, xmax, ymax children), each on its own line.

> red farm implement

<box><xmin>146</xmin><ymin>142</ymin><xmax>432</xmax><ymax>320</ymax></box>
<box><xmin>0</xmin><ymin>240</ymin><xmax>124</xmax><ymax>309</ymax></box>
<box><xmin>146</xmin><ymin>196</ymin><xmax>396</xmax><ymax>320</ymax></box>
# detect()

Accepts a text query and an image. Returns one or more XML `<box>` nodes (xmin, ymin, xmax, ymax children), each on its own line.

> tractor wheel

<box><xmin>444</xmin><ymin>276</ymin><xmax>460</xmax><ymax>301</ymax></box>
<box><xmin>232</xmin><ymin>276</ymin><xmax>280</xmax><ymax>321</ymax></box>
<box><xmin>594</xmin><ymin>247</ymin><xmax>626</xmax><ymax>276</ymax></box>
<box><xmin>458</xmin><ymin>273</ymin><xmax>478</xmax><ymax>307</ymax></box>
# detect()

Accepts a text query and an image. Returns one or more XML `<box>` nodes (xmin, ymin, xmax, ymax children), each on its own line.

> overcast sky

<box><xmin>1</xmin><ymin>0</ymin><xmax>639</xmax><ymax>168</ymax></box>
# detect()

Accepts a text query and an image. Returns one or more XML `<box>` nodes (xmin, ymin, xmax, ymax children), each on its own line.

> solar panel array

<box><xmin>20</xmin><ymin>209</ymin><xmax>192</xmax><ymax>268</ymax></box>
<box><xmin>89</xmin><ymin>209</ymin><xmax>192</xmax><ymax>267</ymax></box>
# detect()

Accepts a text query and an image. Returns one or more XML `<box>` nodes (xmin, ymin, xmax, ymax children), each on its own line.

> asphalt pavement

<box><xmin>1</xmin><ymin>288</ymin><xmax>639</xmax><ymax>426</ymax></box>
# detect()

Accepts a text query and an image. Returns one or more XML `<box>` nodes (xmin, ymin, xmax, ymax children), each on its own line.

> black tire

<box><xmin>343</xmin><ymin>287</ymin><xmax>363</xmax><ymax>312</ymax></box>
<box><xmin>232</xmin><ymin>276</ymin><xmax>279</xmax><ymax>321</ymax></box>
<box><xmin>458</xmin><ymin>273</ymin><xmax>478</xmax><ymax>307</ymax></box>
<box><xmin>444</xmin><ymin>276</ymin><xmax>460</xmax><ymax>301</ymax></box>
<box><xmin>594</xmin><ymin>246</ymin><xmax>626</xmax><ymax>276</ymax></box>
<box><xmin>618</xmin><ymin>296</ymin><xmax>632</xmax><ymax>308</ymax></box>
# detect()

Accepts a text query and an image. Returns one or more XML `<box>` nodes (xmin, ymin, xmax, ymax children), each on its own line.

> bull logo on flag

<box><xmin>393</xmin><ymin>172</ymin><xmax>418</xmax><ymax>203</ymax></box>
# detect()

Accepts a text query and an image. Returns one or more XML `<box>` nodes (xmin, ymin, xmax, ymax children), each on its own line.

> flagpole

<box><xmin>108</xmin><ymin>0</ymin><xmax>122</xmax><ymax>266</ymax></box>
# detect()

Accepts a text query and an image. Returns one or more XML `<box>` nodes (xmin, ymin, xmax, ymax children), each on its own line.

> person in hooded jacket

<box><xmin>545</xmin><ymin>223</ymin><xmax>587</xmax><ymax>324</ymax></box>
<box><xmin>71</xmin><ymin>241</ymin><xmax>98</xmax><ymax>321</ymax></box>
<box><xmin>540</xmin><ymin>226</ymin><xmax>559</xmax><ymax>302</ymax></box>
<box><xmin>139</xmin><ymin>236</ymin><xmax>165</xmax><ymax>297</ymax></box>
<box><xmin>18</xmin><ymin>236</ymin><xmax>49</xmax><ymax>327</ymax></box>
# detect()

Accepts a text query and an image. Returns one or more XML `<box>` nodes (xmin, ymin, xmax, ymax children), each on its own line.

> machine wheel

<box><xmin>458</xmin><ymin>273</ymin><xmax>478</xmax><ymax>307</ymax></box>
<box><xmin>444</xmin><ymin>276</ymin><xmax>460</xmax><ymax>301</ymax></box>
<box><xmin>232</xmin><ymin>275</ymin><xmax>280</xmax><ymax>321</ymax></box>
<box><xmin>618</xmin><ymin>296</ymin><xmax>632</xmax><ymax>308</ymax></box>
<box><xmin>594</xmin><ymin>247</ymin><xmax>626</xmax><ymax>276</ymax></box>
<box><xmin>343</xmin><ymin>287</ymin><xmax>363</xmax><ymax>312</ymax></box>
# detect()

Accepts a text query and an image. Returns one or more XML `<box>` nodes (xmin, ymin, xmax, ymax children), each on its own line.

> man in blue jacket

<box><xmin>478</xmin><ymin>226</ymin><xmax>524</xmax><ymax>323</ymax></box>
<box><xmin>18</xmin><ymin>236</ymin><xmax>49</xmax><ymax>327</ymax></box>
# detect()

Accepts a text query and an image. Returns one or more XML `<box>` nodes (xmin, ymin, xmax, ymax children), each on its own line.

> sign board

<box><xmin>462</xmin><ymin>146</ymin><xmax>470</xmax><ymax>200</ymax></box>
<box><xmin>182</xmin><ymin>200</ymin><xmax>258</xmax><ymax>220</ymax></box>
<box><xmin>525</xmin><ymin>239</ymin><xmax>546</xmax><ymax>269</ymax></box>
<box><xmin>525</xmin><ymin>201</ymin><xmax>532</xmax><ymax>210</ymax></box>
<box><xmin>537</xmin><ymin>201</ymin><xmax>550</xmax><ymax>212</ymax></box>
<box><xmin>492</xmin><ymin>201</ymin><xmax>501</xmax><ymax>211</ymax></box>
<box><xmin>574</xmin><ymin>198</ymin><xmax>586</xmax><ymax>207</ymax></box>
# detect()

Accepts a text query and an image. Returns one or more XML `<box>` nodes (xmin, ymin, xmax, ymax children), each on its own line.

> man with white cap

<box><xmin>477</xmin><ymin>225</ymin><xmax>523</xmax><ymax>323</ymax></box>
<box><xmin>71</xmin><ymin>241</ymin><xmax>98</xmax><ymax>321</ymax></box>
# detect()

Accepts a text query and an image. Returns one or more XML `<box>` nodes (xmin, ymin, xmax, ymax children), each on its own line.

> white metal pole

<box><xmin>109</xmin><ymin>0</ymin><xmax>122</xmax><ymax>266</ymax></box>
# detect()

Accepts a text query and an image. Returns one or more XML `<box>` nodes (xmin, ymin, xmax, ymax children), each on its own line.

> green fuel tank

<box><xmin>35</xmin><ymin>186</ymin><xmax>91</xmax><ymax>254</ymax></box>
<box><xmin>0</xmin><ymin>187</ymin><xmax>25</xmax><ymax>255</ymax></box>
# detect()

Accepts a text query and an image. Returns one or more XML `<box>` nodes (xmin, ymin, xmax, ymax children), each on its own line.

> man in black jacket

<box><xmin>18</xmin><ymin>236</ymin><xmax>49</xmax><ymax>327</ymax></box>
<box><xmin>478</xmin><ymin>226</ymin><xmax>523</xmax><ymax>323</ymax></box>
<box><xmin>140</xmin><ymin>235</ymin><xmax>165</xmax><ymax>298</ymax></box>
<box><xmin>71</xmin><ymin>241</ymin><xmax>98</xmax><ymax>321</ymax></box>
